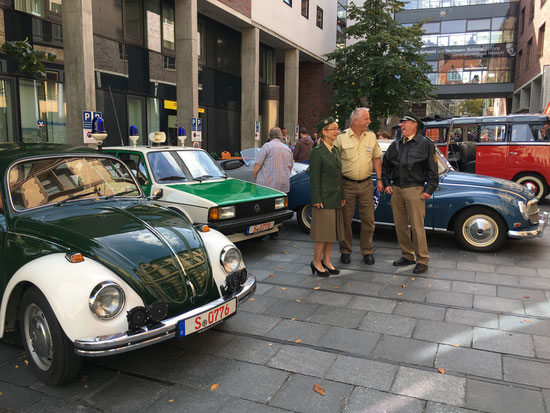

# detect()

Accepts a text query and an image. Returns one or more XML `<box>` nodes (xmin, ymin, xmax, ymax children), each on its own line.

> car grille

<box><xmin>527</xmin><ymin>199</ymin><xmax>539</xmax><ymax>225</ymax></box>
<box><xmin>235</xmin><ymin>198</ymin><xmax>276</xmax><ymax>218</ymax></box>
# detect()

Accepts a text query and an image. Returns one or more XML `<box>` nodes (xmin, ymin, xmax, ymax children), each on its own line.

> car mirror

<box><xmin>149</xmin><ymin>188</ymin><xmax>163</xmax><ymax>200</ymax></box>
<box><xmin>221</xmin><ymin>159</ymin><xmax>244</xmax><ymax>170</ymax></box>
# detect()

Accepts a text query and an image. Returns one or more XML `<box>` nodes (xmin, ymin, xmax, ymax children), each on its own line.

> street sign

<box><xmin>544</xmin><ymin>101</ymin><xmax>550</xmax><ymax>115</ymax></box>
<box><xmin>82</xmin><ymin>110</ymin><xmax>102</xmax><ymax>144</ymax></box>
<box><xmin>254</xmin><ymin>121</ymin><xmax>260</xmax><ymax>141</ymax></box>
<box><xmin>37</xmin><ymin>120</ymin><xmax>45</xmax><ymax>127</ymax></box>
<box><xmin>193</xmin><ymin>118</ymin><xmax>202</xmax><ymax>142</ymax></box>
<box><xmin>191</xmin><ymin>117</ymin><xmax>197</xmax><ymax>131</ymax></box>
<box><xmin>193</xmin><ymin>142</ymin><xmax>200</xmax><ymax>148</ymax></box>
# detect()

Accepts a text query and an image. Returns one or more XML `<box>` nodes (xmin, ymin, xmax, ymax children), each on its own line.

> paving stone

<box><xmin>466</xmin><ymin>379</ymin><xmax>546</xmax><ymax>413</ymax></box>
<box><xmin>495</xmin><ymin>265</ymin><xmax>538</xmax><ymax>276</ymax></box>
<box><xmin>524</xmin><ymin>301</ymin><xmax>550</xmax><ymax>317</ymax></box>
<box><xmin>514</xmin><ymin>258</ymin><xmax>550</xmax><ymax>269</ymax></box>
<box><xmin>473</xmin><ymin>296</ymin><xmax>525</xmax><ymax>314</ymax></box>
<box><xmin>391</xmin><ymin>366</ymin><xmax>466</xmax><ymax>406</ymax></box>
<box><xmin>499</xmin><ymin>314</ymin><xmax>550</xmax><ymax>337</ymax></box>
<box><xmin>214</xmin><ymin>335</ymin><xmax>283</xmax><ymax>365</ymax></box>
<box><xmin>0</xmin><ymin>381</ymin><xmax>44</xmax><ymax>412</ymax></box>
<box><xmin>255</xmin><ymin>283</ymin><xmax>276</xmax><ymax>296</ymax></box>
<box><xmin>22</xmin><ymin>396</ymin><xmax>101</xmax><ymax>413</ymax></box>
<box><xmin>359</xmin><ymin>312</ymin><xmax>417</xmax><ymax>338</ymax></box>
<box><xmin>348</xmin><ymin>296</ymin><xmax>397</xmax><ymax>313</ymax></box>
<box><xmin>296</xmin><ymin>276</ymin><xmax>347</xmax><ymax>289</ymax></box>
<box><xmin>372</xmin><ymin>336</ymin><xmax>438</xmax><ymax>367</ymax></box>
<box><xmin>263</xmin><ymin>285</ymin><xmax>311</xmax><ymax>301</ymax></box>
<box><xmin>325</xmin><ymin>355</ymin><xmax>398</xmax><ymax>391</ymax></box>
<box><xmin>217</xmin><ymin>311</ymin><xmax>282</xmax><ymax>336</ymax></box>
<box><xmin>434</xmin><ymin>268</ymin><xmax>475</xmax><ymax>282</ymax></box>
<box><xmin>458</xmin><ymin>262</ymin><xmax>495</xmax><ymax>273</ymax></box>
<box><xmin>263</xmin><ymin>253</ymin><xmax>300</xmax><ymax>262</ymax></box>
<box><xmin>171</xmin><ymin>330</ymin><xmax>235</xmax><ymax>355</ymax></box>
<box><xmin>146</xmin><ymin>383</ymin><xmax>232</xmax><ymax>413</ymax></box>
<box><xmin>240</xmin><ymin>295</ymin><xmax>279</xmax><ymax>314</ymax></box>
<box><xmin>302</xmin><ymin>290</ymin><xmax>354</xmax><ymax>307</ymax></box>
<box><xmin>427</xmin><ymin>258</ymin><xmax>457</xmax><ymax>270</ymax></box>
<box><xmin>425</xmin><ymin>401</ymin><xmax>481</xmax><ymax>413</ymax></box>
<box><xmin>427</xmin><ymin>290</ymin><xmax>473</xmax><ymax>308</ymax></box>
<box><xmin>262</xmin><ymin>298</ymin><xmax>321</xmax><ymax>321</ymax></box>
<box><xmin>445</xmin><ymin>308</ymin><xmax>499</xmax><ymax>328</ymax></box>
<box><xmin>536</xmin><ymin>268</ymin><xmax>550</xmax><ymax>278</ymax></box>
<box><xmin>0</xmin><ymin>346</ymin><xmax>25</xmax><ymax>365</ymax></box>
<box><xmin>534</xmin><ymin>335</ymin><xmax>550</xmax><ymax>359</ymax></box>
<box><xmin>503</xmin><ymin>356</ymin><xmax>550</xmax><ymax>388</ymax></box>
<box><xmin>379</xmin><ymin>285</ymin><xmax>429</xmax><ymax>302</ymax></box>
<box><xmin>410</xmin><ymin>277</ymin><xmax>452</xmax><ymax>291</ymax></box>
<box><xmin>266</xmin><ymin>319</ymin><xmax>329</xmax><ymax>345</ymax></box>
<box><xmin>497</xmin><ymin>286</ymin><xmax>548</xmax><ymax>301</ymax></box>
<box><xmin>308</xmin><ymin>305</ymin><xmax>367</xmax><ymax>328</ymax></box>
<box><xmin>218</xmin><ymin>398</ymin><xmax>291</xmax><ymax>413</ymax></box>
<box><xmin>518</xmin><ymin>277</ymin><xmax>550</xmax><ymax>290</ymax></box>
<box><xmin>393</xmin><ymin>302</ymin><xmax>446</xmax><ymax>321</ymax></box>
<box><xmin>319</xmin><ymin>326</ymin><xmax>380</xmax><ymax>356</ymax></box>
<box><xmin>269</xmin><ymin>374</ymin><xmax>353</xmax><ymax>413</ymax></box>
<box><xmin>266</xmin><ymin>345</ymin><xmax>338</xmax><ymax>377</ymax></box>
<box><xmin>475</xmin><ymin>272</ymin><xmax>519</xmax><ymax>287</ymax></box>
<box><xmin>435</xmin><ymin>344</ymin><xmax>502</xmax><ymax>379</ymax></box>
<box><xmin>340</xmin><ymin>279</ymin><xmax>385</xmax><ymax>295</ymax></box>
<box><xmin>343</xmin><ymin>387</ymin><xmax>425</xmax><ymax>413</ymax></box>
<box><xmin>0</xmin><ymin>357</ymin><xmax>40</xmax><ymax>387</ymax></box>
<box><xmin>413</xmin><ymin>319</ymin><xmax>473</xmax><ymax>346</ymax></box>
<box><xmin>214</xmin><ymin>361</ymin><xmax>290</xmax><ymax>403</ymax></box>
<box><xmin>369</xmin><ymin>273</ymin><xmax>412</xmax><ymax>286</ymax></box>
<box><xmin>473</xmin><ymin>327</ymin><xmax>535</xmax><ymax>357</ymax></box>
<box><xmin>451</xmin><ymin>281</ymin><xmax>496</xmax><ymax>296</ymax></box>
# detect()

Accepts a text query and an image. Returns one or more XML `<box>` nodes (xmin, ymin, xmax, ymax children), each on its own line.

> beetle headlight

<box><xmin>89</xmin><ymin>281</ymin><xmax>125</xmax><ymax>319</ymax></box>
<box><xmin>274</xmin><ymin>197</ymin><xmax>287</xmax><ymax>210</ymax></box>
<box><xmin>518</xmin><ymin>201</ymin><xmax>529</xmax><ymax>220</ymax></box>
<box><xmin>220</xmin><ymin>246</ymin><xmax>242</xmax><ymax>273</ymax></box>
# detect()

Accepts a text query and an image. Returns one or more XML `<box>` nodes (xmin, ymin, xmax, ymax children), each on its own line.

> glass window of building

<box><xmin>467</xmin><ymin>19</ymin><xmax>491</xmax><ymax>32</ymax></box>
<box><xmin>259</xmin><ymin>46</ymin><xmax>275</xmax><ymax>84</ymax></box>
<box><xmin>15</xmin><ymin>0</ymin><xmax>46</xmax><ymax>17</ymax></box>
<box><xmin>92</xmin><ymin>0</ymin><xmax>123</xmax><ymax>41</ymax></box>
<box><xmin>147</xmin><ymin>97</ymin><xmax>160</xmax><ymax>137</ymax></box>
<box><xmin>0</xmin><ymin>80</ymin><xmax>15</xmax><ymax>143</ymax></box>
<box><xmin>526</xmin><ymin>38</ymin><xmax>532</xmax><ymax>67</ymax></box>
<box><xmin>283</xmin><ymin>0</ymin><xmax>292</xmax><ymax>6</ymax></box>
<box><xmin>301</xmin><ymin>0</ymin><xmax>309</xmax><ymax>18</ymax></box>
<box><xmin>145</xmin><ymin>0</ymin><xmax>161</xmax><ymax>52</ymax></box>
<box><xmin>127</xmin><ymin>96</ymin><xmax>144</xmax><ymax>146</ymax></box>
<box><xmin>539</xmin><ymin>24</ymin><xmax>545</xmax><ymax>57</ymax></box>
<box><xmin>491</xmin><ymin>17</ymin><xmax>506</xmax><ymax>30</ymax></box>
<box><xmin>49</xmin><ymin>0</ymin><xmax>61</xmax><ymax>14</ymax></box>
<box><xmin>19</xmin><ymin>79</ymin><xmax>67</xmax><ymax>143</ymax></box>
<box><xmin>423</xmin><ymin>22</ymin><xmax>440</xmax><ymax>34</ymax></box>
<box><xmin>162</xmin><ymin>2</ymin><xmax>175</xmax><ymax>51</ymax></box>
<box><xmin>124</xmin><ymin>0</ymin><xmax>143</xmax><ymax>44</ymax></box>
<box><xmin>316</xmin><ymin>6</ymin><xmax>323</xmax><ymax>29</ymax></box>
<box><xmin>441</xmin><ymin>20</ymin><xmax>466</xmax><ymax>34</ymax></box>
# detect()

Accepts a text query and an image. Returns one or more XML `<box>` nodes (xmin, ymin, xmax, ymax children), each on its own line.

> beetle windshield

<box><xmin>9</xmin><ymin>156</ymin><xmax>141</xmax><ymax>210</ymax></box>
<box><xmin>148</xmin><ymin>150</ymin><xmax>226</xmax><ymax>183</ymax></box>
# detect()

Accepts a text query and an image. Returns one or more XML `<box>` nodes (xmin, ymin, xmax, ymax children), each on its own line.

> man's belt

<box><xmin>342</xmin><ymin>176</ymin><xmax>371</xmax><ymax>183</ymax></box>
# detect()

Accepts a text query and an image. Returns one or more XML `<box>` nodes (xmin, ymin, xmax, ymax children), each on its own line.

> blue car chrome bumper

<box><xmin>73</xmin><ymin>275</ymin><xmax>256</xmax><ymax>357</ymax></box>
<box><xmin>508</xmin><ymin>212</ymin><xmax>549</xmax><ymax>239</ymax></box>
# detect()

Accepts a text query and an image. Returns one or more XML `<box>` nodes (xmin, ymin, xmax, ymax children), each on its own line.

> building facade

<box><xmin>395</xmin><ymin>0</ymin><xmax>520</xmax><ymax>116</ymax></box>
<box><xmin>0</xmin><ymin>0</ymin><xmax>337</xmax><ymax>153</ymax></box>
<box><xmin>511</xmin><ymin>0</ymin><xmax>549</xmax><ymax>113</ymax></box>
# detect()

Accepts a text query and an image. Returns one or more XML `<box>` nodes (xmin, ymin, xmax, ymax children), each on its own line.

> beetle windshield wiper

<box><xmin>158</xmin><ymin>175</ymin><xmax>187</xmax><ymax>181</ymax></box>
<box><xmin>56</xmin><ymin>189</ymin><xmax>99</xmax><ymax>206</ymax></box>
<box><xmin>104</xmin><ymin>189</ymin><xmax>140</xmax><ymax>200</ymax></box>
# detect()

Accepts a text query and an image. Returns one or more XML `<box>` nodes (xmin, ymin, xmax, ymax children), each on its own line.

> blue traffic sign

<box><xmin>191</xmin><ymin>117</ymin><xmax>197</xmax><ymax>132</ymax></box>
<box><xmin>197</xmin><ymin>118</ymin><xmax>202</xmax><ymax>132</ymax></box>
<box><xmin>83</xmin><ymin>111</ymin><xmax>102</xmax><ymax>129</ymax></box>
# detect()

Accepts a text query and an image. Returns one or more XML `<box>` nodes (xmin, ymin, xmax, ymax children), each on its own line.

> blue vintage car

<box><xmin>288</xmin><ymin>141</ymin><xmax>548</xmax><ymax>252</ymax></box>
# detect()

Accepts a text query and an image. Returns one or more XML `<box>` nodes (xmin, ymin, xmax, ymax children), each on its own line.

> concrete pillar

<box><xmin>530</xmin><ymin>78</ymin><xmax>542</xmax><ymax>113</ymax></box>
<box><xmin>541</xmin><ymin>65</ymin><xmax>550</xmax><ymax>113</ymax></box>
<box><xmin>241</xmin><ymin>27</ymin><xmax>259</xmax><ymax>149</ymax></box>
<box><xmin>175</xmin><ymin>0</ymin><xmax>198</xmax><ymax>147</ymax></box>
<box><xmin>511</xmin><ymin>93</ymin><xmax>520</xmax><ymax>113</ymax></box>
<box><xmin>284</xmin><ymin>49</ymin><xmax>299</xmax><ymax>143</ymax></box>
<box><xmin>62</xmin><ymin>0</ymin><xmax>95</xmax><ymax>145</ymax></box>
<box><xmin>519</xmin><ymin>87</ymin><xmax>531</xmax><ymax>111</ymax></box>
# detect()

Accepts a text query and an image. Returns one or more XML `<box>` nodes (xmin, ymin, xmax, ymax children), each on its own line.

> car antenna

<box><xmin>109</xmin><ymin>85</ymin><xmax>125</xmax><ymax>145</ymax></box>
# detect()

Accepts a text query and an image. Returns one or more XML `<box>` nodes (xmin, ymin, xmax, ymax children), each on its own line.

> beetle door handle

<box><xmin>510</xmin><ymin>151</ymin><xmax>518</xmax><ymax>155</ymax></box>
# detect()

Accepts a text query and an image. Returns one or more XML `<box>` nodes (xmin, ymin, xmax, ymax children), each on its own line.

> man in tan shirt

<box><xmin>334</xmin><ymin>108</ymin><xmax>384</xmax><ymax>265</ymax></box>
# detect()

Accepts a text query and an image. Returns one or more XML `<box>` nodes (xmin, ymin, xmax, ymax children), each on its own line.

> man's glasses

<box><xmin>326</xmin><ymin>128</ymin><xmax>340</xmax><ymax>131</ymax></box>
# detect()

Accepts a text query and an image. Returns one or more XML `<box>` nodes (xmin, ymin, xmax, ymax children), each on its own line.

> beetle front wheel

<box><xmin>19</xmin><ymin>287</ymin><xmax>81</xmax><ymax>385</ymax></box>
<box><xmin>453</xmin><ymin>207</ymin><xmax>507</xmax><ymax>252</ymax></box>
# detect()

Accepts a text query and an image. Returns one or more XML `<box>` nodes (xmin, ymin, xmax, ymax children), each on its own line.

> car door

<box><xmin>475</xmin><ymin>123</ymin><xmax>507</xmax><ymax>179</ymax></box>
<box><xmin>117</xmin><ymin>152</ymin><xmax>152</xmax><ymax>196</ymax></box>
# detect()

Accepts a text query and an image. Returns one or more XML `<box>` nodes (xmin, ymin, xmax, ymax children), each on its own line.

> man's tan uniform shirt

<box><xmin>334</xmin><ymin>129</ymin><xmax>383</xmax><ymax>180</ymax></box>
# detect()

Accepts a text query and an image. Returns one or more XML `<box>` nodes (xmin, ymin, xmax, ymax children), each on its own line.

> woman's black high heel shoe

<box><xmin>322</xmin><ymin>263</ymin><xmax>340</xmax><ymax>275</ymax></box>
<box><xmin>310</xmin><ymin>262</ymin><xmax>329</xmax><ymax>277</ymax></box>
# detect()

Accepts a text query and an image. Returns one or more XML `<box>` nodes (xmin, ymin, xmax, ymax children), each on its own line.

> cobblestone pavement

<box><xmin>1</xmin><ymin>201</ymin><xmax>550</xmax><ymax>413</ymax></box>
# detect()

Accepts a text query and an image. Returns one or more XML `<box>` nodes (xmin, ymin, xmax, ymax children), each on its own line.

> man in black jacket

<box><xmin>382</xmin><ymin>111</ymin><xmax>438</xmax><ymax>274</ymax></box>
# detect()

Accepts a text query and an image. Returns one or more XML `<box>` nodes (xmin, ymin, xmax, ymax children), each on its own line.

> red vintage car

<box><xmin>424</xmin><ymin>115</ymin><xmax>550</xmax><ymax>199</ymax></box>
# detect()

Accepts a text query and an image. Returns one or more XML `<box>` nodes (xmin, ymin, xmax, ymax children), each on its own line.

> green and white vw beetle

<box><xmin>0</xmin><ymin>143</ymin><xmax>255</xmax><ymax>385</ymax></box>
<box><xmin>105</xmin><ymin>141</ymin><xmax>293</xmax><ymax>242</ymax></box>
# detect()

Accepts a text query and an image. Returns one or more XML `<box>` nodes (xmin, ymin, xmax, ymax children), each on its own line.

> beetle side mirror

<box><xmin>149</xmin><ymin>188</ymin><xmax>163</xmax><ymax>200</ymax></box>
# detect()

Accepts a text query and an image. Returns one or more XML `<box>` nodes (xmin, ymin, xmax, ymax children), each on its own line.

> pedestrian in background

<box><xmin>253</xmin><ymin>127</ymin><xmax>294</xmax><ymax>193</ymax></box>
<box><xmin>293</xmin><ymin>127</ymin><xmax>315</xmax><ymax>163</ymax></box>
<box><xmin>382</xmin><ymin>111</ymin><xmax>438</xmax><ymax>274</ymax></box>
<box><xmin>309</xmin><ymin>117</ymin><xmax>345</xmax><ymax>277</ymax></box>
<box><xmin>334</xmin><ymin>108</ymin><xmax>384</xmax><ymax>266</ymax></box>
<box><xmin>281</xmin><ymin>127</ymin><xmax>291</xmax><ymax>146</ymax></box>
<box><xmin>376</xmin><ymin>130</ymin><xmax>391</xmax><ymax>140</ymax></box>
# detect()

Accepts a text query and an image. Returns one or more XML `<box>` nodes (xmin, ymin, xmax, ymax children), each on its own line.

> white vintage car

<box><xmin>105</xmin><ymin>144</ymin><xmax>294</xmax><ymax>242</ymax></box>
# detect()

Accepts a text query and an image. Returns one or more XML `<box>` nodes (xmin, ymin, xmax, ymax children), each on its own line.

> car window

<box><xmin>479</xmin><ymin>125</ymin><xmax>506</xmax><ymax>142</ymax></box>
<box><xmin>425</xmin><ymin>127</ymin><xmax>447</xmax><ymax>143</ymax></box>
<box><xmin>8</xmin><ymin>157</ymin><xmax>140</xmax><ymax>210</ymax></box>
<box><xmin>147</xmin><ymin>151</ymin><xmax>190</xmax><ymax>182</ymax></box>
<box><xmin>510</xmin><ymin>123</ymin><xmax>545</xmax><ymax>142</ymax></box>
<box><xmin>174</xmin><ymin>151</ymin><xmax>226</xmax><ymax>181</ymax></box>
<box><xmin>118</xmin><ymin>152</ymin><xmax>149</xmax><ymax>185</ymax></box>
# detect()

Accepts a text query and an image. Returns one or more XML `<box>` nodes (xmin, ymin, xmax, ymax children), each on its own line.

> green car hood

<box><xmin>168</xmin><ymin>178</ymin><xmax>285</xmax><ymax>206</ymax></box>
<box><xmin>11</xmin><ymin>200</ymin><xmax>217</xmax><ymax>314</ymax></box>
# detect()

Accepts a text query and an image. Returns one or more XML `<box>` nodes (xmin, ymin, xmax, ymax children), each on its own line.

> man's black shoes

<box><xmin>363</xmin><ymin>254</ymin><xmax>375</xmax><ymax>265</ymax></box>
<box><xmin>393</xmin><ymin>257</ymin><xmax>416</xmax><ymax>266</ymax></box>
<box><xmin>413</xmin><ymin>263</ymin><xmax>428</xmax><ymax>274</ymax></box>
<box><xmin>340</xmin><ymin>254</ymin><xmax>351</xmax><ymax>264</ymax></box>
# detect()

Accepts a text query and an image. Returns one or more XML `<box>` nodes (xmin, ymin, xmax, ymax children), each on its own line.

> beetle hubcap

<box><xmin>24</xmin><ymin>304</ymin><xmax>53</xmax><ymax>370</ymax></box>
<box><xmin>462</xmin><ymin>215</ymin><xmax>498</xmax><ymax>247</ymax></box>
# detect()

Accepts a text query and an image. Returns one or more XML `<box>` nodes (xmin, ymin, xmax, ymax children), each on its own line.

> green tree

<box><xmin>1</xmin><ymin>38</ymin><xmax>56</xmax><ymax>78</ymax></box>
<box><xmin>326</xmin><ymin>0</ymin><xmax>434</xmax><ymax>130</ymax></box>
<box><xmin>458</xmin><ymin>99</ymin><xmax>484</xmax><ymax>116</ymax></box>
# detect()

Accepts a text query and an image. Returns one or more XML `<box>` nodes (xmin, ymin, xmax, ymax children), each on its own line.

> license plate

<box><xmin>177</xmin><ymin>298</ymin><xmax>236</xmax><ymax>337</ymax></box>
<box><xmin>246</xmin><ymin>221</ymin><xmax>275</xmax><ymax>234</ymax></box>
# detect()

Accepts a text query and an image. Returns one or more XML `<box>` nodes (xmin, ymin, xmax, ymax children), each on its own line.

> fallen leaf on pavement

<box><xmin>282</xmin><ymin>252</ymin><xmax>289</xmax><ymax>254</ymax></box>
<box><xmin>397</xmin><ymin>292</ymin><xmax>403</xmax><ymax>296</ymax></box>
<box><xmin>453</xmin><ymin>344</ymin><xmax>460</xmax><ymax>347</ymax></box>
<box><xmin>250</xmin><ymin>298</ymin><xmax>255</xmax><ymax>301</ymax></box>
<box><xmin>438</xmin><ymin>368</ymin><xmax>445</xmax><ymax>374</ymax></box>
<box><xmin>296</xmin><ymin>299</ymin><xmax>301</xmax><ymax>302</ymax></box>
<box><xmin>291</xmin><ymin>318</ymin><xmax>296</xmax><ymax>321</ymax></box>
<box><xmin>268</xmin><ymin>273</ymin><xmax>275</xmax><ymax>277</ymax></box>
<box><xmin>393</xmin><ymin>275</ymin><xmax>398</xmax><ymax>278</ymax></box>
<box><xmin>410</xmin><ymin>277</ymin><xmax>415</xmax><ymax>280</ymax></box>
<box><xmin>268</xmin><ymin>343</ymin><xmax>273</xmax><ymax>346</ymax></box>
<box><xmin>523</xmin><ymin>296</ymin><xmax>530</xmax><ymax>299</ymax></box>
<box><xmin>280</xmin><ymin>287</ymin><xmax>287</xmax><ymax>291</ymax></box>
<box><xmin>524</xmin><ymin>319</ymin><xmax>531</xmax><ymax>323</ymax></box>
<box><xmin>168</xmin><ymin>400</ymin><xmax>174</xmax><ymax>403</ymax></box>
<box><xmin>210</xmin><ymin>384</ymin><xmax>219</xmax><ymax>391</ymax></box>
<box><xmin>24</xmin><ymin>360</ymin><xmax>28</xmax><ymax>365</ymax></box>
<box><xmin>401</xmin><ymin>284</ymin><xmax>407</xmax><ymax>288</ymax></box>
<box><xmin>451</xmin><ymin>277</ymin><xmax>456</xmax><ymax>280</ymax></box>
<box><xmin>277</xmin><ymin>266</ymin><xmax>284</xmax><ymax>270</ymax></box>
<box><xmin>428</xmin><ymin>284</ymin><xmax>432</xmax><ymax>288</ymax></box>
<box><xmin>313</xmin><ymin>384</ymin><xmax>325</xmax><ymax>396</ymax></box>
<box><xmin>332</xmin><ymin>286</ymin><xmax>339</xmax><ymax>289</ymax></box>
<box><xmin>313</xmin><ymin>286</ymin><xmax>321</xmax><ymax>290</ymax></box>
<box><xmin>296</xmin><ymin>339</ymin><xmax>302</xmax><ymax>343</ymax></box>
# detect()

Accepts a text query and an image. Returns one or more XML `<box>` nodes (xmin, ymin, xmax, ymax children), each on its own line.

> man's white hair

<box><xmin>350</xmin><ymin>107</ymin><xmax>370</xmax><ymax>124</ymax></box>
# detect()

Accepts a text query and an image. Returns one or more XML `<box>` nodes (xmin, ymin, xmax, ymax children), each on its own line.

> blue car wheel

<box><xmin>453</xmin><ymin>207</ymin><xmax>507</xmax><ymax>252</ymax></box>
<box><xmin>297</xmin><ymin>204</ymin><xmax>312</xmax><ymax>233</ymax></box>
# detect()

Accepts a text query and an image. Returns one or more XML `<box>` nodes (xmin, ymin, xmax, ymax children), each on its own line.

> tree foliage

<box><xmin>458</xmin><ymin>99</ymin><xmax>484</xmax><ymax>116</ymax></box>
<box><xmin>326</xmin><ymin>0</ymin><xmax>434</xmax><ymax>130</ymax></box>
<box><xmin>1</xmin><ymin>38</ymin><xmax>56</xmax><ymax>78</ymax></box>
